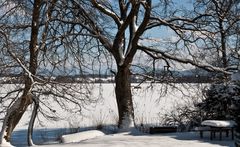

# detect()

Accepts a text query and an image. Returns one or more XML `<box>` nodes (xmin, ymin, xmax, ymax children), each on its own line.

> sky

<box><xmin>0</xmin><ymin>0</ymin><xmax>214</xmax><ymax>76</ymax></box>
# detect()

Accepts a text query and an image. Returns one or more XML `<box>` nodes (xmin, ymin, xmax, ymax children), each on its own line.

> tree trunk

<box><xmin>0</xmin><ymin>93</ymin><xmax>33</xmax><ymax>144</ymax></box>
<box><xmin>27</xmin><ymin>96</ymin><xmax>39</xmax><ymax>146</ymax></box>
<box><xmin>0</xmin><ymin>0</ymin><xmax>41</xmax><ymax>144</ymax></box>
<box><xmin>115</xmin><ymin>65</ymin><xmax>135</xmax><ymax>131</ymax></box>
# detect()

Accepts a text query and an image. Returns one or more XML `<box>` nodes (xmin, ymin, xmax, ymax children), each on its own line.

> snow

<box><xmin>0</xmin><ymin>140</ymin><xmax>12</xmax><ymax>147</ymax></box>
<box><xmin>39</xmin><ymin>130</ymin><xmax>234</xmax><ymax>147</ymax></box>
<box><xmin>201</xmin><ymin>120</ymin><xmax>235</xmax><ymax>127</ymax></box>
<box><xmin>0</xmin><ymin>83</ymin><xmax>204</xmax><ymax>130</ymax></box>
<box><xmin>0</xmin><ymin>130</ymin><xmax>12</xmax><ymax>147</ymax></box>
<box><xmin>118</xmin><ymin>46</ymin><xmax>125</xmax><ymax>66</ymax></box>
<box><xmin>60</xmin><ymin>130</ymin><xmax>105</xmax><ymax>143</ymax></box>
<box><xmin>0</xmin><ymin>83</ymin><xmax>234</xmax><ymax>146</ymax></box>
<box><xmin>0</xmin><ymin>137</ymin><xmax>12</xmax><ymax>147</ymax></box>
<box><xmin>118</xmin><ymin>113</ymin><xmax>135</xmax><ymax>132</ymax></box>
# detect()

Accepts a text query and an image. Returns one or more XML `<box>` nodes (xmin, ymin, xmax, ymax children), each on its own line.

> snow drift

<box><xmin>60</xmin><ymin>130</ymin><xmax>105</xmax><ymax>143</ymax></box>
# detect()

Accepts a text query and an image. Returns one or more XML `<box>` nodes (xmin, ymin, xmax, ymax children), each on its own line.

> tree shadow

<box><xmin>11</xmin><ymin>128</ymin><xmax>65</xmax><ymax>147</ymax></box>
<box><xmin>10</xmin><ymin>125</ymin><xmax>118</xmax><ymax>147</ymax></box>
<box><xmin>10</xmin><ymin>127</ymin><xmax>235</xmax><ymax>147</ymax></box>
<box><xmin>150</xmin><ymin>131</ymin><xmax>235</xmax><ymax>147</ymax></box>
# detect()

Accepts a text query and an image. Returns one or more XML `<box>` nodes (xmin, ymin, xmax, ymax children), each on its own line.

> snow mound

<box><xmin>61</xmin><ymin>130</ymin><xmax>105</xmax><ymax>143</ymax></box>
<box><xmin>0</xmin><ymin>140</ymin><xmax>13</xmax><ymax>147</ymax></box>
<box><xmin>201</xmin><ymin>120</ymin><xmax>235</xmax><ymax>127</ymax></box>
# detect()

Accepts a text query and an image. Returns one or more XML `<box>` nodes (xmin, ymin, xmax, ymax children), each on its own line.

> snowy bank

<box><xmin>60</xmin><ymin>130</ymin><xmax>105</xmax><ymax>143</ymax></box>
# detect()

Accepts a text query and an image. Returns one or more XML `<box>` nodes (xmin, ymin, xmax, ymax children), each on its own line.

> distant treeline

<box><xmin>0</xmin><ymin>74</ymin><xmax>216</xmax><ymax>84</ymax></box>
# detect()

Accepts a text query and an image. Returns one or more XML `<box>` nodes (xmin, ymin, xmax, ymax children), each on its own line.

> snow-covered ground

<box><xmin>9</xmin><ymin>128</ymin><xmax>234</xmax><ymax>147</ymax></box>
<box><xmin>1</xmin><ymin>83</ymin><xmax>206</xmax><ymax>129</ymax></box>
<box><xmin>40</xmin><ymin>130</ymin><xmax>234</xmax><ymax>147</ymax></box>
<box><xmin>1</xmin><ymin>83</ymin><xmax>234</xmax><ymax>147</ymax></box>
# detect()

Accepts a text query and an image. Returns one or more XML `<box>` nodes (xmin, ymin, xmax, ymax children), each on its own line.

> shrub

<box><xmin>197</xmin><ymin>82</ymin><xmax>240</xmax><ymax>121</ymax></box>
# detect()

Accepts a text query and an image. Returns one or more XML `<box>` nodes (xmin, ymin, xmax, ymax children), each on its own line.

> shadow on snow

<box><xmin>10</xmin><ymin>126</ymin><xmax>235</xmax><ymax>147</ymax></box>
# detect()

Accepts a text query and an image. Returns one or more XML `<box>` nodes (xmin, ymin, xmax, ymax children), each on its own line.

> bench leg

<box><xmin>219</xmin><ymin>129</ymin><xmax>222</xmax><ymax>140</ymax></box>
<box><xmin>235</xmin><ymin>143</ymin><xmax>240</xmax><ymax>147</ymax></box>
<box><xmin>210</xmin><ymin>131</ymin><xmax>213</xmax><ymax>140</ymax></box>
<box><xmin>226</xmin><ymin>130</ymin><xmax>229</xmax><ymax>137</ymax></box>
<box><xmin>200</xmin><ymin>131</ymin><xmax>203</xmax><ymax>138</ymax></box>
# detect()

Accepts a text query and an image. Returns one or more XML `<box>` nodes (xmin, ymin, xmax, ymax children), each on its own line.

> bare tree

<box><xmin>60</xmin><ymin>0</ymin><xmax>233</xmax><ymax>131</ymax></box>
<box><xmin>192</xmin><ymin>0</ymin><xmax>240</xmax><ymax>75</ymax></box>
<box><xmin>0</xmin><ymin>0</ymin><xmax>96</xmax><ymax>145</ymax></box>
<box><xmin>0</xmin><ymin>0</ymin><xmax>239</xmax><ymax>145</ymax></box>
<box><xmin>0</xmin><ymin>0</ymin><xmax>42</xmax><ymax>144</ymax></box>
<box><xmin>60</xmin><ymin>0</ymin><xmax>153</xmax><ymax>130</ymax></box>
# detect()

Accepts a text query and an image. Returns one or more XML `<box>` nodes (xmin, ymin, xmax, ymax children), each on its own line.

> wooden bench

<box><xmin>195</xmin><ymin>120</ymin><xmax>235</xmax><ymax>140</ymax></box>
<box><xmin>195</xmin><ymin>126</ymin><xmax>234</xmax><ymax>140</ymax></box>
<box><xmin>149</xmin><ymin>126</ymin><xmax>177</xmax><ymax>134</ymax></box>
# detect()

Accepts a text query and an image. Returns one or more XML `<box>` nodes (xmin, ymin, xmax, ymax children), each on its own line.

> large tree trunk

<box><xmin>115</xmin><ymin>65</ymin><xmax>135</xmax><ymax>131</ymax></box>
<box><xmin>0</xmin><ymin>0</ymin><xmax>41</xmax><ymax>144</ymax></box>
<box><xmin>0</xmin><ymin>93</ymin><xmax>33</xmax><ymax>144</ymax></box>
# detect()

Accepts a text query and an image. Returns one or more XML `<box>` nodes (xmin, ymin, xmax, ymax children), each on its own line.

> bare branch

<box><xmin>91</xmin><ymin>0</ymin><xmax>121</xmax><ymax>27</ymax></box>
<box><xmin>138</xmin><ymin>45</ymin><xmax>231</xmax><ymax>75</ymax></box>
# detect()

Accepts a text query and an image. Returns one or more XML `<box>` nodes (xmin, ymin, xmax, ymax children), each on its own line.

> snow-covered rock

<box><xmin>60</xmin><ymin>130</ymin><xmax>105</xmax><ymax>143</ymax></box>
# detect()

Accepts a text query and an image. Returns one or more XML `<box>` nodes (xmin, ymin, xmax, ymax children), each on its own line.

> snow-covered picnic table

<box><xmin>195</xmin><ymin>120</ymin><xmax>235</xmax><ymax>140</ymax></box>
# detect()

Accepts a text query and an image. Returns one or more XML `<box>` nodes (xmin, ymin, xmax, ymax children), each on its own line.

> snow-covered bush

<box><xmin>196</xmin><ymin>72</ymin><xmax>240</xmax><ymax>146</ymax></box>
<box><xmin>197</xmin><ymin>81</ymin><xmax>240</xmax><ymax>120</ymax></box>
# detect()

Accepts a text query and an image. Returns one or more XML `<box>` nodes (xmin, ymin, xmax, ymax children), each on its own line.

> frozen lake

<box><xmin>0</xmin><ymin>83</ymin><xmax>208</xmax><ymax>146</ymax></box>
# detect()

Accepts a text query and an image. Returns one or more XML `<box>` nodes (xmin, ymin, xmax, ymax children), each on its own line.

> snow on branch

<box><xmin>53</xmin><ymin>7</ymin><xmax>113</xmax><ymax>53</ymax></box>
<box><xmin>91</xmin><ymin>0</ymin><xmax>121</xmax><ymax>27</ymax></box>
<box><xmin>119</xmin><ymin>43</ymin><xmax>125</xmax><ymax>66</ymax></box>
<box><xmin>73</xmin><ymin>4</ymin><xmax>113</xmax><ymax>52</ymax></box>
<box><xmin>6</xmin><ymin>50</ymin><xmax>40</xmax><ymax>89</ymax></box>
<box><xmin>1</xmin><ymin>30</ymin><xmax>43</xmax><ymax>86</ymax></box>
<box><xmin>138</xmin><ymin>45</ymin><xmax>231</xmax><ymax>75</ymax></box>
<box><xmin>124</xmin><ymin>0</ymin><xmax>151</xmax><ymax>59</ymax></box>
